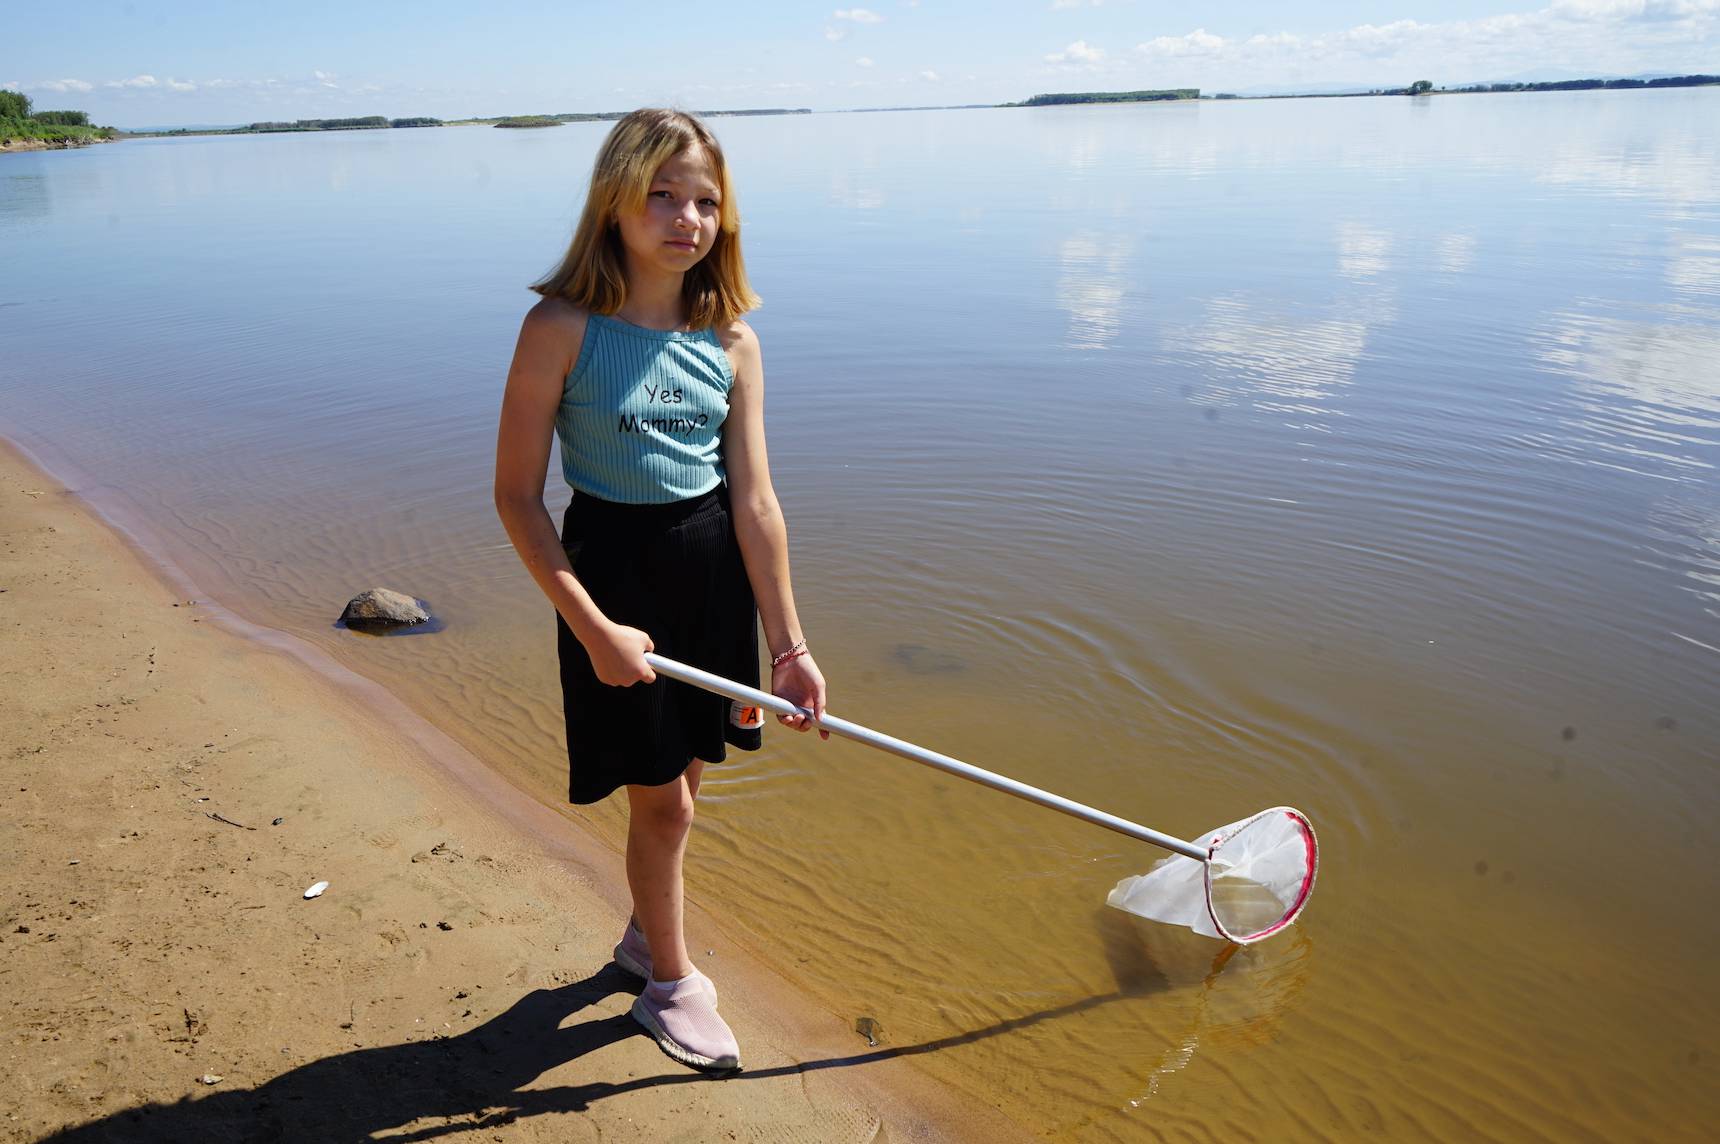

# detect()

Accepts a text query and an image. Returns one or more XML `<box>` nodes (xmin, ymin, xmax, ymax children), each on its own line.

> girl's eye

<box><xmin>650</xmin><ymin>190</ymin><xmax>673</xmax><ymax>199</ymax></box>
<box><xmin>700</xmin><ymin>198</ymin><xmax>719</xmax><ymax>208</ymax></box>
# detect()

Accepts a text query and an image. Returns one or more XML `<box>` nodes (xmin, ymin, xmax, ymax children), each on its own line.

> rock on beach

<box><xmin>339</xmin><ymin>587</ymin><xmax>429</xmax><ymax>630</ymax></box>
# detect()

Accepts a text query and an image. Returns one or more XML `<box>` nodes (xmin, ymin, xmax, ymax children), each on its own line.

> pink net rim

<box><xmin>1203</xmin><ymin>805</ymin><xmax>1319</xmax><ymax>945</ymax></box>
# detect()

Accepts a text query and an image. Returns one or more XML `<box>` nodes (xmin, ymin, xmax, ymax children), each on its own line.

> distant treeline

<box><xmin>1217</xmin><ymin>73</ymin><xmax>1720</xmax><ymax>102</ymax></box>
<box><xmin>0</xmin><ymin>91</ymin><xmax>116</xmax><ymax>147</ymax></box>
<box><xmin>237</xmin><ymin>116</ymin><xmax>445</xmax><ymax>133</ymax></box>
<box><xmin>1014</xmin><ymin>89</ymin><xmax>1199</xmax><ymax>107</ymax></box>
<box><xmin>458</xmin><ymin>107</ymin><xmax>813</xmax><ymax>125</ymax></box>
<box><xmin>1450</xmin><ymin>73</ymin><xmax>1720</xmax><ymax>94</ymax></box>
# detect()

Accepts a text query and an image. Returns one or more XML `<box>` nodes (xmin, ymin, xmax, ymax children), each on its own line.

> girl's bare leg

<box><xmin>625</xmin><ymin>759</ymin><xmax>707</xmax><ymax>982</ymax></box>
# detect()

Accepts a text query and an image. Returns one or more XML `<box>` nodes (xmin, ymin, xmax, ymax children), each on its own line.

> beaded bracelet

<box><xmin>770</xmin><ymin>639</ymin><xmax>808</xmax><ymax>669</ymax></box>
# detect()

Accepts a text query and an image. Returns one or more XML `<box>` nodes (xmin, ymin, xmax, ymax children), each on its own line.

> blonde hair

<box><xmin>532</xmin><ymin>108</ymin><xmax>759</xmax><ymax>328</ymax></box>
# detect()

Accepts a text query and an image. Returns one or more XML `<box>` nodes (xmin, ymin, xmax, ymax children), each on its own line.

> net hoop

<box><xmin>1203</xmin><ymin>806</ymin><xmax>1319</xmax><ymax>945</ymax></box>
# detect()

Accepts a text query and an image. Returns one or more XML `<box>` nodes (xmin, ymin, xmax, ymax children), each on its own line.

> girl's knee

<box><xmin>628</xmin><ymin>783</ymin><xmax>696</xmax><ymax>837</ymax></box>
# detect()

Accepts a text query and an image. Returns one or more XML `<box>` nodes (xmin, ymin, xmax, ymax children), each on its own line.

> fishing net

<box><xmin>1106</xmin><ymin>806</ymin><xmax>1317</xmax><ymax>944</ymax></box>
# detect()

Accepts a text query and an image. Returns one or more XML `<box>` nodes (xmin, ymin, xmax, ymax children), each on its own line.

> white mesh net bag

<box><xmin>1107</xmin><ymin>807</ymin><xmax>1318</xmax><ymax>944</ymax></box>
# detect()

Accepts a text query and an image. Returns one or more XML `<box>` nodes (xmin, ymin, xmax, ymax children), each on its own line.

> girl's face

<box><xmin>615</xmin><ymin>145</ymin><xmax>723</xmax><ymax>277</ymax></box>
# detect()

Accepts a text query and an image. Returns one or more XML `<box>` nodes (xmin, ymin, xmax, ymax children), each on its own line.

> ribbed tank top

<box><xmin>555</xmin><ymin>312</ymin><xmax>734</xmax><ymax>505</ymax></box>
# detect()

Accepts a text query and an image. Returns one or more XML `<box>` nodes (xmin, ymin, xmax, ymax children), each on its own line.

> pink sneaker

<box><xmin>631</xmin><ymin>973</ymin><xmax>741</xmax><ymax>1072</ymax></box>
<box><xmin>613</xmin><ymin>919</ymin><xmax>653</xmax><ymax>979</ymax></box>
<box><xmin>613</xmin><ymin>921</ymin><xmax>718</xmax><ymax>1005</ymax></box>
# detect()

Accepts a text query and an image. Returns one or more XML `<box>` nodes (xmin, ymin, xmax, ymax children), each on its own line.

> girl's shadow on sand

<box><xmin>43</xmin><ymin>963</ymin><xmax>652</xmax><ymax>1143</ymax></box>
<box><xmin>41</xmin><ymin>913</ymin><xmax>1204</xmax><ymax>1142</ymax></box>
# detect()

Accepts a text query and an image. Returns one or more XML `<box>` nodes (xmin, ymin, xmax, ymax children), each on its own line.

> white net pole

<box><xmin>645</xmin><ymin>652</ymin><xmax>1210</xmax><ymax>861</ymax></box>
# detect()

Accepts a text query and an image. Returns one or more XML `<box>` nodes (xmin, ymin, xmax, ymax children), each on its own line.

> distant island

<box><xmin>1009</xmin><ymin>89</ymin><xmax>1199</xmax><ymax>106</ymax></box>
<box><xmin>449</xmin><ymin>108</ymin><xmax>812</xmax><ymax>127</ymax></box>
<box><xmin>121</xmin><ymin>107</ymin><xmax>813</xmax><ymax>140</ymax></box>
<box><xmin>132</xmin><ymin>115</ymin><xmax>445</xmax><ymax>138</ymax></box>
<box><xmin>1443</xmin><ymin>73</ymin><xmax>1719</xmax><ymax>95</ymax></box>
<box><xmin>1208</xmin><ymin>72</ymin><xmax>1720</xmax><ymax>101</ymax></box>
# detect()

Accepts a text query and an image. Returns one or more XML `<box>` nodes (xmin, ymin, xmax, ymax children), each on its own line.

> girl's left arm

<box><xmin>722</xmin><ymin>321</ymin><xmax>828</xmax><ymax>737</ymax></box>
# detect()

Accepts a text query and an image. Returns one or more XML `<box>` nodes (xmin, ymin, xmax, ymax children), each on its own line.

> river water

<box><xmin>4</xmin><ymin>89</ymin><xmax>1717</xmax><ymax>1140</ymax></box>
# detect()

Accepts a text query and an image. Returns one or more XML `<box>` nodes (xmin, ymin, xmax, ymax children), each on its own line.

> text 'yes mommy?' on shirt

<box><xmin>555</xmin><ymin>312</ymin><xmax>735</xmax><ymax>505</ymax></box>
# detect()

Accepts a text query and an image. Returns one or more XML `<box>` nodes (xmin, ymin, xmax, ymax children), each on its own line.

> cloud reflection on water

<box><xmin>1667</xmin><ymin>232</ymin><xmax>1720</xmax><ymax>301</ymax></box>
<box><xmin>1171</xmin><ymin>220</ymin><xmax>1400</xmax><ymax>429</ymax></box>
<box><xmin>1055</xmin><ymin>230</ymin><xmax>1134</xmax><ymax>350</ymax></box>
<box><xmin>1536</xmin><ymin>306</ymin><xmax>1720</xmax><ymax>478</ymax></box>
<box><xmin>1536</xmin><ymin>137</ymin><xmax>1720</xmax><ymax>222</ymax></box>
<box><xmin>1336</xmin><ymin>222</ymin><xmax>1393</xmax><ymax>280</ymax></box>
<box><xmin>1435</xmin><ymin>232</ymin><xmax>1478</xmax><ymax>274</ymax></box>
<box><xmin>1177</xmin><ymin>296</ymin><xmax>1373</xmax><ymax>428</ymax></box>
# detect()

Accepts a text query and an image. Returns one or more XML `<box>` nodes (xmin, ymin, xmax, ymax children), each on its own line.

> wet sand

<box><xmin>0</xmin><ymin>439</ymin><xmax>1022</xmax><ymax>1143</ymax></box>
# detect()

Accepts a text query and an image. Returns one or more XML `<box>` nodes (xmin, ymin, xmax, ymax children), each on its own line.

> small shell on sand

<box><xmin>303</xmin><ymin>881</ymin><xmax>329</xmax><ymax>899</ymax></box>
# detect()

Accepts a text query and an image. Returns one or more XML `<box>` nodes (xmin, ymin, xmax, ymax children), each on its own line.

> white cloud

<box><xmin>834</xmin><ymin>8</ymin><xmax>884</xmax><ymax>22</ymax></box>
<box><xmin>920</xmin><ymin>69</ymin><xmax>941</xmax><ymax>81</ymax></box>
<box><xmin>1051</xmin><ymin>0</ymin><xmax>1105</xmax><ymax>8</ymax></box>
<box><xmin>1136</xmin><ymin>29</ymin><xmax>1226</xmax><ymax>57</ymax></box>
<box><xmin>1331</xmin><ymin>20</ymin><xmax>1428</xmax><ymax>57</ymax></box>
<box><xmin>36</xmin><ymin>78</ymin><xmax>95</xmax><ymax>93</ymax></box>
<box><xmin>856</xmin><ymin>56</ymin><xmax>875</xmax><ymax>68</ymax></box>
<box><xmin>1552</xmin><ymin>0</ymin><xmax>1720</xmax><ymax>20</ymax></box>
<box><xmin>825</xmin><ymin>25</ymin><xmax>849</xmax><ymax>41</ymax></box>
<box><xmin>165</xmin><ymin>77</ymin><xmax>197</xmax><ymax>93</ymax></box>
<box><xmin>313</xmin><ymin>70</ymin><xmax>338</xmax><ymax>88</ymax></box>
<box><xmin>1045</xmin><ymin>39</ymin><xmax>1107</xmax><ymax>65</ymax></box>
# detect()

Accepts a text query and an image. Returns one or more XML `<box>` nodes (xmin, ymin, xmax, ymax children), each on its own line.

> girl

<box><xmin>494</xmin><ymin>108</ymin><xmax>826</xmax><ymax>1073</ymax></box>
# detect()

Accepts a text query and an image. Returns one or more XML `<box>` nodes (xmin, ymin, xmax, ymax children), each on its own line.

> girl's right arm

<box><xmin>494</xmin><ymin>299</ymin><xmax>657</xmax><ymax>687</ymax></box>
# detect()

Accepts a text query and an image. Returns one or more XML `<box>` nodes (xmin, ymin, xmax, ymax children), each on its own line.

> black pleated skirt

<box><xmin>556</xmin><ymin>485</ymin><xmax>763</xmax><ymax>804</ymax></box>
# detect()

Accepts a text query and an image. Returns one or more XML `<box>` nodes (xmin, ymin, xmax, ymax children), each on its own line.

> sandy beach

<box><xmin>0</xmin><ymin>439</ymin><xmax>1023</xmax><ymax>1143</ymax></box>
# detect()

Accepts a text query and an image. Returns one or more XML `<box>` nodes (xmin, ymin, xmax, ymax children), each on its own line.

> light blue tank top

<box><xmin>555</xmin><ymin>312</ymin><xmax>733</xmax><ymax>505</ymax></box>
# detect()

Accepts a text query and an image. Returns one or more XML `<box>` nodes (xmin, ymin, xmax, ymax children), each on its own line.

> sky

<box><xmin>5</xmin><ymin>1</ymin><xmax>1718</xmax><ymax>127</ymax></box>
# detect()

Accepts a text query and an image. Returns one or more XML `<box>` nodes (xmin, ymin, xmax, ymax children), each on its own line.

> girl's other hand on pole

<box><xmin>584</xmin><ymin>622</ymin><xmax>657</xmax><ymax>687</ymax></box>
<box><xmin>772</xmin><ymin>654</ymin><xmax>828</xmax><ymax>740</ymax></box>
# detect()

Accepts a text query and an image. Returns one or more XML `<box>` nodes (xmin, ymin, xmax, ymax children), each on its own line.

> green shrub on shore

<box><xmin>0</xmin><ymin>91</ymin><xmax>117</xmax><ymax>146</ymax></box>
<box><xmin>0</xmin><ymin>118</ymin><xmax>118</xmax><ymax>145</ymax></box>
